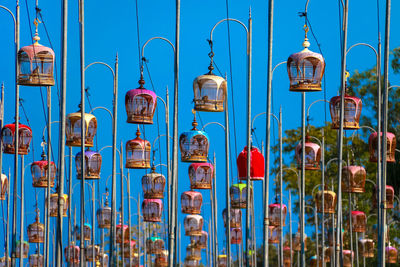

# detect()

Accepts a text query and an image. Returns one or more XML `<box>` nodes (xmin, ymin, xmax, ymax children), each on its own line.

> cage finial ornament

<box><xmin>302</xmin><ymin>25</ymin><xmax>310</xmax><ymax>49</ymax></box>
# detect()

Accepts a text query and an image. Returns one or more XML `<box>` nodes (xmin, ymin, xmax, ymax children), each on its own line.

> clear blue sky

<box><xmin>0</xmin><ymin>0</ymin><xmax>400</xmax><ymax>264</ymax></box>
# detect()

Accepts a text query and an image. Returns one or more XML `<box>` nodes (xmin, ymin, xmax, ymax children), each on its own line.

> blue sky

<box><xmin>1</xmin><ymin>0</ymin><xmax>400</xmax><ymax>264</ymax></box>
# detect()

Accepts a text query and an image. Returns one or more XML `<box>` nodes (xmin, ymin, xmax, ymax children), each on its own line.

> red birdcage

<box><xmin>74</xmin><ymin>223</ymin><xmax>91</xmax><ymax>241</ymax></box>
<box><xmin>386</xmin><ymin>246</ymin><xmax>398</xmax><ymax>264</ymax></box>
<box><xmin>125</xmin><ymin>78</ymin><xmax>157</xmax><ymax>124</ymax></box>
<box><xmin>126</xmin><ymin>128</ymin><xmax>151</xmax><ymax>169</ymax></box>
<box><xmin>15</xmin><ymin>240</ymin><xmax>29</xmax><ymax>258</ymax></box>
<box><xmin>116</xmin><ymin>224</ymin><xmax>130</xmax><ymax>244</ymax></box>
<box><xmin>330</xmin><ymin>94</ymin><xmax>362</xmax><ymax>130</ymax></box>
<box><xmin>186</xmin><ymin>243</ymin><xmax>202</xmax><ymax>261</ymax></box>
<box><xmin>358</xmin><ymin>238</ymin><xmax>374</xmax><ymax>258</ymax></box>
<box><xmin>31</xmin><ymin>153</ymin><xmax>56</xmax><ymax>188</ymax></box>
<box><xmin>65</xmin><ymin>243</ymin><xmax>80</xmax><ymax>264</ymax></box>
<box><xmin>369</xmin><ymin>132</ymin><xmax>396</xmax><ymax>162</ymax></box>
<box><xmin>342</xmin><ymin>165</ymin><xmax>366</xmax><ymax>193</ymax></box>
<box><xmin>222</xmin><ymin>208</ymin><xmax>242</xmax><ymax>228</ymax></box>
<box><xmin>315</xmin><ymin>190</ymin><xmax>337</xmax><ymax>214</ymax></box>
<box><xmin>230</xmin><ymin>183</ymin><xmax>252</xmax><ymax>209</ymax></box>
<box><xmin>147</xmin><ymin>237</ymin><xmax>165</xmax><ymax>254</ymax></box>
<box><xmin>268</xmin><ymin>226</ymin><xmax>280</xmax><ymax>244</ymax></box>
<box><xmin>230</xmin><ymin>227</ymin><xmax>242</xmax><ymax>244</ymax></box>
<box><xmin>268</xmin><ymin>203</ymin><xmax>287</xmax><ymax>227</ymax></box>
<box><xmin>27</xmin><ymin>211</ymin><xmax>44</xmax><ymax>243</ymax></box>
<box><xmin>29</xmin><ymin>252</ymin><xmax>43</xmax><ymax>267</ymax></box>
<box><xmin>142</xmin><ymin>168</ymin><xmax>166</xmax><ymax>199</ymax></box>
<box><xmin>1</xmin><ymin>122</ymin><xmax>32</xmax><ymax>155</ymax></box>
<box><xmin>179</xmin><ymin>116</ymin><xmax>209</xmax><ymax>163</ymax></box>
<box><xmin>342</xmin><ymin>250</ymin><xmax>354</xmax><ymax>267</ymax></box>
<box><xmin>142</xmin><ymin>199</ymin><xmax>163</xmax><ymax>222</ymax></box>
<box><xmin>181</xmin><ymin>191</ymin><xmax>202</xmax><ymax>214</ymax></box>
<box><xmin>0</xmin><ymin>174</ymin><xmax>8</xmax><ymax>200</ymax></box>
<box><xmin>373</xmin><ymin>185</ymin><xmax>395</xmax><ymax>209</ymax></box>
<box><xmin>84</xmin><ymin>244</ymin><xmax>100</xmax><ymax>262</ymax></box>
<box><xmin>48</xmin><ymin>193</ymin><xmax>68</xmax><ymax>217</ymax></box>
<box><xmin>193</xmin><ymin>72</ymin><xmax>227</xmax><ymax>112</ymax></box>
<box><xmin>295</xmin><ymin>136</ymin><xmax>321</xmax><ymax>170</ymax></box>
<box><xmin>191</xmin><ymin>231</ymin><xmax>208</xmax><ymax>249</ymax></box>
<box><xmin>184</xmin><ymin>215</ymin><xmax>204</xmax><ymax>236</ymax></box>
<box><xmin>66</xmin><ymin>109</ymin><xmax>97</xmax><ymax>147</ymax></box>
<box><xmin>75</xmin><ymin>149</ymin><xmax>102</xmax><ymax>179</ymax></box>
<box><xmin>122</xmin><ymin>240</ymin><xmax>136</xmax><ymax>258</ymax></box>
<box><xmin>351</xmin><ymin>211</ymin><xmax>366</xmax><ymax>233</ymax></box>
<box><xmin>237</xmin><ymin>146</ymin><xmax>265</xmax><ymax>181</ymax></box>
<box><xmin>155</xmin><ymin>250</ymin><xmax>168</xmax><ymax>267</ymax></box>
<box><xmin>189</xmin><ymin>163</ymin><xmax>213</xmax><ymax>189</ymax></box>
<box><xmin>287</xmin><ymin>28</ymin><xmax>325</xmax><ymax>92</ymax></box>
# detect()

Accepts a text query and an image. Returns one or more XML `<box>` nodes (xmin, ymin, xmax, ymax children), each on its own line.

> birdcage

<box><xmin>97</xmin><ymin>197</ymin><xmax>112</xmax><ymax>229</ymax></box>
<box><xmin>75</xmin><ymin>149</ymin><xmax>102</xmax><ymax>179</ymax></box>
<box><xmin>186</xmin><ymin>243</ymin><xmax>202</xmax><ymax>261</ymax></box>
<box><xmin>142</xmin><ymin>168</ymin><xmax>166</xmax><ymax>199</ymax></box>
<box><xmin>48</xmin><ymin>193</ymin><xmax>68</xmax><ymax>217</ymax></box>
<box><xmin>99</xmin><ymin>253</ymin><xmax>109</xmax><ymax>267</ymax></box>
<box><xmin>15</xmin><ymin>240</ymin><xmax>29</xmax><ymax>258</ymax></box>
<box><xmin>142</xmin><ymin>199</ymin><xmax>163</xmax><ymax>222</ymax></box>
<box><xmin>29</xmin><ymin>253</ymin><xmax>43</xmax><ymax>267</ymax></box>
<box><xmin>64</xmin><ymin>243</ymin><xmax>80</xmax><ymax>264</ymax></box>
<box><xmin>283</xmin><ymin>246</ymin><xmax>292</xmax><ymax>267</ymax></box>
<box><xmin>181</xmin><ymin>191</ymin><xmax>203</xmax><ymax>214</ymax></box>
<box><xmin>230</xmin><ymin>227</ymin><xmax>242</xmax><ymax>244</ymax></box>
<box><xmin>116</xmin><ymin>224</ymin><xmax>130</xmax><ymax>244</ymax></box>
<box><xmin>74</xmin><ymin>223</ymin><xmax>91</xmax><ymax>241</ymax></box>
<box><xmin>123</xmin><ymin>253</ymin><xmax>139</xmax><ymax>266</ymax></box>
<box><xmin>358</xmin><ymin>238</ymin><xmax>374</xmax><ymax>258</ymax></box>
<box><xmin>193</xmin><ymin>73</ymin><xmax>227</xmax><ymax>112</ymax></box>
<box><xmin>287</xmin><ymin>27</ymin><xmax>325</xmax><ymax>92</ymax></box>
<box><xmin>268</xmin><ymin>226</ymin><xmax>280</xmax><ymax>244</ymax></box>
<box><xmin>315</xmin><ymin>190</ymin><xmax>337</xmax><ymax>214</ymax></box>
<box><xmin>329</xmin><ymin>94</ymin><xmax>362</xmax><ymax>130</ymax></box>
<box><xmin>351</xmin><ymin>211</ymin><xmax>366</xmax><ymax>233</ymax></box>
<box><xmin>31</xmin><ymin>153</ymin><xmax>56</xmax><ymax>188</ymax></box>
<box><xmin>217</xmin><ymin>255</ymin><xmax>227</xmax><ymax>267</ymax></box>
<box><xmin>27</xmin><ymin>213</ymin><xmax>44</xmax><ymax>243</ymax></box>
<box><xmin>293</xmin><ymin>230</ymin><xmax>307</xmax><ymax>251</ymax></box>
<box><xmin>237</xmin><ymin>146</ymin><xmax>265</xmax><ymax>181</ymax></box>
<box><xmin>342</xmin><ymin>165</ymin><xmax>366</xmax><ymax>193</ymax></box>
<box><xmin>17</xmin><ymin>26</ymin><xmax>55</xmax><ymax>86</ymax></box>
<box><xmin>190</xmin><ymin>231</ymin><xmax>208</xmax><ymax>249</ymax></box>
<box><xmin>369</xmin><ymin>132</ymin><xmax>396</xmax><ymax>162</ymax></box>
<box><xmin>1</xmin><ymin>122</ymin><xmax>32</xmax><ymax>155</ymax></box>
<box><xmin>184</xmin><ymin>215</ymin><xmax>204</xmax><ymax>236</ymax></box>
<box><xmin>189</xmin><ymin>163</ymin><xmax>214</xmax><ymax>189</ymax></box>
<box><xmin>295</xmin><ymin>136</ymin><xmax>321</xmax><ymax>170</ymax></box>
<box><xmin>373</xmin><ymin>185</ymin><xmax>395</xmax><ymax>209</ymax></box>
<box><xmin>147</xmin><ymin>237</ymin><xmax>165</xmax><ymax>254</ymax></box>
<box><xmin>155</xmin><ymin>250</ymin><xmax>168</xmax><ymax>267</ymax></box>
<box><xmin>342</xmin><ymin>250</ymin><xmax>354</xmax><ymax>267</ymax></box>
<box><xmin>122</xmin><ymin>240</ymin><xmax>136</xmax><ymax>258</ymax></box>
<box><xmin>179</xmin><ymin>117</ymin><xmax>209</xmax><ymax>162</ymax></box>
<box><xmin>126</xmin><ymin>128</ymin><xmax>151</xmax><ymax>169</ymax></box>
<box><xmin>386</xmin><ymin>246</ymin><xmax>398</xmax><ymax>264</ymax></box>
<box><xmin>309</xmin><ymin>255</ymin><xmax>321</xmax><ymax>267</ymax></box>
<box><xmin>268</xmin><ymin>203</ymin><xmax>287</xmax><ymax>227</ymax></box>
<box><xmin>230</xmin><ymin>183</ymin><xmax>252</xmax><ymax>209</ymax></box>
<box><xmin>184</xmin><ymin>258</ymin><xmax>199</xmax><ymax>267</ymax></box>
<box><xmin>222</xmin><ymin>208</ymin><xmax>242</xmax><ymax>228</ymax></box>
<box><xmin>324</xmin><ymin>247</ymin><xmax>334</xmax><ymax>263</ymax></box>
<box><xmin>125</xmin><ymin>84</ymin><xmax>157</xmax><ymax>124</ymax></box>
<box><xmin>66</xmin><ymin>109</ymin><xmax>97</xmax><ymax>147</ymax></box>
<box><xmin>0</xmin><ymin>174</ymin><xmax>8</xmax><ymax>200</ymax></box>
<box><xmin>84</xmin><ymin>245</ymin><xmax>100</xmax><ymax>262</ymax></box>
<box><xmin>0</xmin><ymin>256</ymin><xmax>10</xmax><ymax>267</ymax></box>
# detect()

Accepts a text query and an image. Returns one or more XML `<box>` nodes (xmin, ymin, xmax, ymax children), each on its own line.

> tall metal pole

<box><xmin>128</xmin><ymin>172</ymin><xmax>132</xmax><ymax>267</ymax></box>
<box><xmin>18</xmin><ymin>156</ymin><xmax>24</xmax><ymax>266</ymax></box>
<box><xmin>67</xmin><ymin>147</ymin><xmax>73</xmax><ymax>267</ymax></box>
<box><xmin>11</xmin><ymin>1</ymin><xmax>20</xmax><ymax>266</ymax></box>
<box><xmin>45</xmin><ymin>86</ymin><xmax>52</xmax><ymax>267</ymax></box>
<box><xmin>120</xmin><ymin>142</ymin><xmax>124</xmax><ymax>262</ymax></box>
<box><xmin>213</xmin><ymin>153</ymin><xmax>219</xmax><ymax>267</ymax></box>
<box><xmin>165</xmin><ymin>87</ymin><xmax>171</xmax><ymax>245</ymax></box>
<box><xmin>211</xmin><ymin>154</ymin><xmax>216</xmax><ymax>267</ymax></box>
<box><xmin>263</xmin><ymin>0</ymin><xmax>274</xmax><ymax>264</ymax></box>
<box><xmin>56</xmin><ymin>0</ymin><xmax>68</xmax><ymax>263</ymax></box>
<box><xmin>300</xmin><ymin>93</ymin><xmax>306</xmax><ymax>267</ymax></box>
<box><xmin>289</xmin><ymin>190</ymin><xmax>292</xmax><ymax>267</ymax></box>
<box><xmin>138</xmin><ymin>194</ymin><xmax>141</xmax><ymax>267</ymax></box>
<box><xmin>245</xmin><ymin>10</ymin><xmax>252</xmax><ymax>267</ymax></box>
<box><xmin>279</xmin><ymin>108</ymin><xmax>283</xmax><ymax>267</ymax></box>
<box><xmin>92</xmin><ymin>183</ymin><xmax>95</xmax><ymax>263</ymax></box>
<box><xmin>78</xmin><ymin>0</ymin><xmax>86</xmax><ymax>264</ymax></box>
<box><xmin>6</xmin><ymin>168</ymin><xmax>10</xmax><ymax>267</ymax></box>
<box><xmin>335</xmin><ymin>0</ymin><xmax>349</xmax><ymax>266</ymax></box>
<box><xmin>314</xmin><ymin>204</ymin><xmax>319</xmax><ymax>267</ymax></box>
<box><xmin>321</xmin><ymin>129</ymin><xmax>325</xmax><ymax>267</ymax></box>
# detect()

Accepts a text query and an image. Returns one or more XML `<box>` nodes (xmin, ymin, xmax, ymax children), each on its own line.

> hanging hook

<box><xmin>207</xmin><ymin>39</ymin><xmax>214</xmax><ymax>74</ymax></box>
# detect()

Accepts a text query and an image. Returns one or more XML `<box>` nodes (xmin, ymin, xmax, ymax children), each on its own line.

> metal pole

<box><xmin>92</xmin><ymin>183</ymin><xmax>95</xmax><ymax>263</ymax></box>
<box><xmin>211</xmin><ymin>156</ymin><xmax>215</xmax><ymax>267</ymax></box>
<box><xmin>315</xmin><ymin>203</ymin><xmax>319</xmax><ymax>267</ymax></box>
<box><xmin>11</xmin><ymin>1</ymin><xmax>20</xmax><ymax>265</ymax></box>
<box><xmin>56</xmin><ymin>0</ymin><xmax>68</xmax><ymax>263</ymax></box>
<box><xmin>224</xmin><ymin>82</ymin><xmax>231</xmax><ymax>267</ymax></box>
<box><xmin>245</xmin><ymin>11</ymin><xmax>252</xmax><ymax>267</ymax></box>
<box><xmin>45</xmin><ymin>86</ymin><xmax>52</xmax><ymax>267</ymax></box>
<box><xmin>335</xmin><ymin>0</ymin><xmax>349</xmax><ymax>265</ymax></box>
<box><xmin>120</xmin><ymin>142</ymin><xmax>124</xmax><ymax>263</ymax></box>
<box><xmin>128</xmin><ymin>172</ymin><xmax>132</xmax><ymax>267</ymax></box>
<box><xmin>355</xmin><ymin>232</ymin><xmax>359</xmax><ymax>266</ymax></box>
<box><xmin>289</xmin><ymin>190</ymin><xmax>292</xmax><ymax>267</ymax></box>
<box><xmin>349</xmin><ymin>193</ymin><xmax>353</xmax><ymax>267</ymax></box>
<box><xmin>18</xmin><ymin>156</ymin><xmax>24</xmax><ymax>266</ymax></box>
<box><xmin>6</xmin><ymin>168</ymin><xmax>10</xmax><ymax>267</ymax></box>
<box><xmin>138</xmin><ymin>194</ymin><xmax>141</xmax><ymax>267</ymax></box>
<box><xmin>380</xmin><ymin>0</ymin><xmax>391</xmax><ymax>265</ymax></box>
<box><xmin>213</xmin><ymin>153</ymin><xmax>218</xmax><ymax>267</ymax></box>
<box><xmin>279</xmin><ymin>108</ymin><xmax>283</xmax><ymax>267</ymax></box>
<box><xmin>78</xmin><ymin>0</ymin><xmax>86</xmax><ymax>264</ymax></box>
<box><xmin>68</xmin><ymin>147</ymin><xmax>73</xmax><ymax>267</ymax></box>
<box><xmin>321</xmin><ymin>129</ymin><xmax>325</xmax><ymax>267</ymax></box>
<box><xmin>165</xmin><ymin>87</ymin><xmax>171</xmax><ymax>247</ymax></box>
<box><xmin>169</xmin><ymin>0</ymin><xmax>180</xmax><ymax>265</ymax></box>
<box><xmin>263</xmin><ymin>0</ymin><xmax>274</xmax><ymax>264</ymax></box>
<box><xmin>300</xmin><ymin>93</ymin><xmax>306</xmax><ymax>267</ymax></box>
